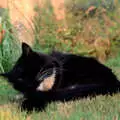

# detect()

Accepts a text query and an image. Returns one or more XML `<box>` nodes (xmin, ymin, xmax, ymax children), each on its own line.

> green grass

<box><xmin>1</xmin><ymin>86</ymin><xmax>120</xmax><ymax>120</ymax></box>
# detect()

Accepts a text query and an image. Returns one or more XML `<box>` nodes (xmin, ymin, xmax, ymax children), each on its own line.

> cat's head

<box><xmin>0</xmin><ymin>43</ymin><xmax>61</xmax><ymax>93</ymax></box>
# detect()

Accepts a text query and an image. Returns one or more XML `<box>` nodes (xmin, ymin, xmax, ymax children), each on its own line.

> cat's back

<box><xmin>50</xmin><ymin>51</ymin><xmax>118</xmax><ymax>85</ymax></box>
<box><xmin>50</xmin><ymin>51</ymin><xmax>101</xmax><ymax>70</ymax></box>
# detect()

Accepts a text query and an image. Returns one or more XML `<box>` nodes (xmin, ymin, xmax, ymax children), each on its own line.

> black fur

<box><xmin>21</xmin><ymin>84</ymin><xmax>120</xmax><ymax>111</ymax></box>
<box><xmin>1</xmin><ymin>42</ymin><xmax>120</xmax><ymax>111</ymax></box>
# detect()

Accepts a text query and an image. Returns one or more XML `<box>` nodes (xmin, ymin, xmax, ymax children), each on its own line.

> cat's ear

<box><xmin>22</xmin><ymin>42</ymin><xmax>32</xmax><ymax>56</ymax></box>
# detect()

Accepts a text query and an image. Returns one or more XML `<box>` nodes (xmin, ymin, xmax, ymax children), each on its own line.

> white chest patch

<box><xmin>36</xmin><ymin>69</ymin><xmax>56</xmax><ymax>91</ymax></box>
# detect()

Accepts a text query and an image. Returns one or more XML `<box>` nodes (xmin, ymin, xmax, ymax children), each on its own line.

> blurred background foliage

<box><xmin>33</xmin><ymin>0</ymin><xmax>120</xmax><ymax>63</ymax></box>
<box><xmin>0</xmin><ymin>0</ymin><xmax>120</xmax><ymax>72</ymax></box>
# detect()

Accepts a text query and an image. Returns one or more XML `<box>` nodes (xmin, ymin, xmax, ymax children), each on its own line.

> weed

<box><xmin>0</xmin><ymin>9</ymin><xmax>20</xmax><ymax>72</ymax></box>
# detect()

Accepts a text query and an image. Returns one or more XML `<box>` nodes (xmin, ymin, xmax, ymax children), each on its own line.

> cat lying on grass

<box><xmin>1</xmin><ymin>43</ymin><xmax>120</xmax><ymax>111</ymax></box>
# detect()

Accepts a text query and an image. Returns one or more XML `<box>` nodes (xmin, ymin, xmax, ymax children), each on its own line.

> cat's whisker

<box><xmin>39</xmin><ymin>67</ymin><xmax>67</xmax><ymax>75</ymax></box>
<box><xmin>36</xmin><ymin>68</ymin><xmax>57</xmax><ymax>91</ymax></box>
<box><xmin>37</xmin><ymin>68</ymin><xmax>56</xmax><ymax>81</ymax></box>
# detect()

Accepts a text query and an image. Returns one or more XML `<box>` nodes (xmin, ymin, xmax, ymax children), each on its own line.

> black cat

<box><xmin>1</xmin><ymin>42</ymin><xmax>120</xmax><ymax>111</ymax></box>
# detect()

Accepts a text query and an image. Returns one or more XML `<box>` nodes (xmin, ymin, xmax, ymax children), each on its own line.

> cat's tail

<box><xmin>25</xmin><ymin>83</ymin><xmax>120</xmax><ymax>103</ymax></box>
<box><xmin>22</xmin><ymin>82</ymin><xmax>120</xmax><ymax>111</ymax></box>
<box><xmin>54</xmin><ymin>83</ymin><xmax>120</xmax><ymax>101</ymax></box>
